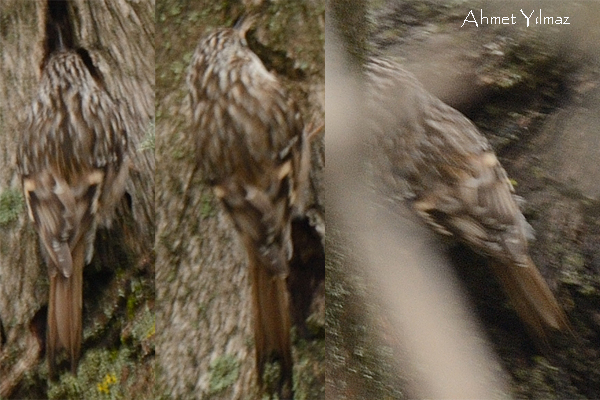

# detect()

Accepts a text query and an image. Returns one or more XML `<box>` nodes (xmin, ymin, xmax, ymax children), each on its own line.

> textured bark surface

<box><xmin>327</xmin><ymin>1</ymin><xmax>600</xmax><ymax>398</ymax></box>
<box><xmin>155</xmin><ymin>1</ymin><xmax>324</xmax><ymax>399</ymax></box>
<box><xmin>0</xmin><ymin>1</ymin><xmax>155</xmax><ymax>398</ymax></box>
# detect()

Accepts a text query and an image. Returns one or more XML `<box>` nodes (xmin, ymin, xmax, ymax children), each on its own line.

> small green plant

<box><xmin>47</xmin><ymin>348</ymin><xmax>131</xmax><ymax>400</ymax></box>
<box><xmin>131</xmin><ymin>306</ymin><xmax>155</xmax><ymax>344</ymax></box>
<box><xmin>96</xmin><ymin>373</ymin><xmax>118</xmax><ymax>395</ymax></box>
<box><xmin>200</xmin><ymin>192</ymin><xmax>215</xmax><ymax>219</ymax></box>
<box><xmin>208</xmin><ymin>354</ymin><xmax>240</xmax><ymax>395</ymax></box>
<box><xmin>140</xmin><ymin>119</ymin><xmax>155</xmax><ymax>151</ymax></box>
<box><xmin>0</xmin><ymin>188</ymin><xmax>23</xmax><ymax>226</ymax></box>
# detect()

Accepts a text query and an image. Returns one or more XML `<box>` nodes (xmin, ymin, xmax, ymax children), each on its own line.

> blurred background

<box><xmin>326</xmin><ymin>1</ymin><xmax>600</xmax><ymax>398</ymax></box>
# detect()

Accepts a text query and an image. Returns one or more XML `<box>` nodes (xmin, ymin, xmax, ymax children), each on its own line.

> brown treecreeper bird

<box><xmin>187</xmin><ymin>17</ymin><xmax>310</xmax><ymax>397</ymax></box>
<box><xmin>365</xmin><ymin>56</ymin><xmax>569</xmax><ymax>343</ymax></box>
<box><xmin>17</xmin><ymin>49</ymin><xmax>129</xmax><ymax>377</ymax></box>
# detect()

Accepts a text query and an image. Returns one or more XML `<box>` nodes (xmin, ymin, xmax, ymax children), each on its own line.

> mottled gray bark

<box><xmin>0</xmin><ymin>1</ymin><xmax>154</xmax><ymax>398</ymax></box>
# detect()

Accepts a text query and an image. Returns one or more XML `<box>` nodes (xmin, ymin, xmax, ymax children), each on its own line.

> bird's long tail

<box><xmin>47</xmin><ymin>239</ymin><xmax>84</xmax><ymax>378</ymax></box>
<box><xmin>491</xmin><ymin>256</ymin><xmax>570</xmax><ymax>342</ymax></box>
<box><xmin>249</xmin><ymin>254</ymin><xmax>293</xmax><ymax>396</ymax></box>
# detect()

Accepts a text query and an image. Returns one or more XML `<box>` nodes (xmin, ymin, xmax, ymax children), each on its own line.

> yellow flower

<box><xmin>97</xmin><ymin>382</ymin><xmax>109</xmax><ymax>393</ymax></box>
<box><xmin>97</xmin><ymin>373</ymin><xmax>118</xmax><ymax>394</ymax></box>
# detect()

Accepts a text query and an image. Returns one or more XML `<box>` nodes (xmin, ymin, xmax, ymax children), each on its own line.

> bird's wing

<box><xmin>214</xmin><ymin>160</ymin><xmax>294</xmax><ymax>276</ymax></box>
<box><xmin>21</xmin><ymin>168</ymin><xmax>102</xmax><ymax>277</ymax></box>
<box><xmin>415</xmin><ymin>95</ymin><xmax>533</xmax><ymax>263</ymax></box>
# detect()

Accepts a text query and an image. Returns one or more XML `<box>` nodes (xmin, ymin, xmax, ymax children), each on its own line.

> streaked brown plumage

<box><xmin>17</xmin><ymin>50</ymin><xmax>129</xmax><ymax>377</ymax></box>
<box><xmin>365</xmin><ymin>57</ymin><xmax>569</xmax><ymax>342</ymax></box>
<box><xmin>187</xmin><ymin>18</ymin><xmax>307</xmax><ymax>397</ymax></box>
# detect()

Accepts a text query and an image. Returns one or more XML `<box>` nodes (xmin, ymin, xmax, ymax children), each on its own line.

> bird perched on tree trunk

<box><xmin>364</xmin><ymin>56</ymin><xmax>569</xmax><ymax>343</ymax></box>
<box><xmin>17</xmin><ymin>31</ymin><xmax>129</xmax><ymax>377</ymax></box>
<box><xmin>187</xmin><ymin>16</ymin><xmax>310</xmax><ymax>398</ymax></box>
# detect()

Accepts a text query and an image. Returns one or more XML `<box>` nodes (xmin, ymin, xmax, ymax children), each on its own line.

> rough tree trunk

<box><xmin>155</xmin><ymin>1</ymin><xmax>324</xmax><ymax>399</ymax></box>
<box><xmin>0</xmin><ymin>1</ymin><xmax>155</xmax><ymax>398</ymax></box>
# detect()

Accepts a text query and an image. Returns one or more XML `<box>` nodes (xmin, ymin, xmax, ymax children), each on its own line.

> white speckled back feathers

<box><xmin>17</xmin><ymin>50</ymin><xmax>129</xmax><ymax>376</ymax></box>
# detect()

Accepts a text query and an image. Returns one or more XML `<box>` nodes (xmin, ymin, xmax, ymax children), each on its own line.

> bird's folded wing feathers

<box><xmin>22</xmin><ymin>169</ymin><xmax>103</xmax><ymax>277</ymax></box>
